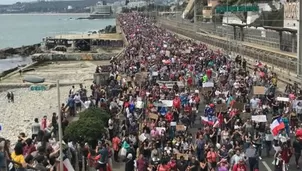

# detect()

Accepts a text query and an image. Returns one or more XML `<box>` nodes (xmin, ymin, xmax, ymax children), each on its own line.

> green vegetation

<box><xmin>64</xmin><ymin>107</ymin><xmax>110</xmax><ymax>144</ymax></box>
<box><xmin>213</xmin><ymin>0</ymin><xmax>283</xmax><ymax>26</ymax></box>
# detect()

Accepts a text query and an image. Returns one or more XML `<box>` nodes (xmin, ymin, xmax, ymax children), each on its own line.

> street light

<box><xmin>55</xmin><ymin>80</ymin><xmax>63</xmax><ymax>171</ymax></box>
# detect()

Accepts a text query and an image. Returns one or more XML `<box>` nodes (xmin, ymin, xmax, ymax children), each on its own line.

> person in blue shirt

<box><xmin>67</xmin><ymin>95</ymin><xmax>75</xmax><ymax>116</ymax></box>
<box><xmin>180</xmin><ymin>94</ymin><xmax>188</xmax><ymax>106</ymax></box>
<box><xmin>159</xmin><ymin>106</ymin><xmax>167</xmax><ymax>116</ymax></box>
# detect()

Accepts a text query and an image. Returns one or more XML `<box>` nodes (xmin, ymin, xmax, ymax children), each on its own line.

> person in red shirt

<box><xmin>184</xmin><ymin>104</ymin><xmax>192</xmax><ymax>116</ymax></box>
<box><xmin>41</xmin><ymin>116</ymin><xmax>47</xmax><ymax>131</ymax></box>
<box><xmin>194</xmin><ymin>94</ymin><xmax>200</xmax><ymax>109</ymax></box>
<box><xmin>280</xmin><ymin>143</ymin><xmax>292</xmax><ymax>170</ymax></box>
<box><xmin>232</xmin><ymin>159</ymin><xmax>247</xmax><ymax>171</ymax></box>
<box><xmin>206</xmin><ymin>68</ymin><xmax>212</xmax><ymax>79</ymax></box>
<box><xmin>173</xmin><ymin>96</ymin><xmax>181</xmax><ymax>111</ymax></box>
<box><xmin>187</xmin><ymin>76</ymin><xmax>193</xmax><ymax>87</ymax></box>
<box><xmin>112</xmin><ymin>136</ymin><xmax>121</xmax><ymax>162</ymax></box>
<box><xmin>168</xmin><ymin>156</ymin><xmax>177</xmax><ymax>171</ymax></box>
<box><xmin>165</xmin><ymin>111</ymin><xmax>173</xmax><ymax>123</ymax></box>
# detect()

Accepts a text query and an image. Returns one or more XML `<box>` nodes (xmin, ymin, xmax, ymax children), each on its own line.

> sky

<box><xmin>0</xmin><ymin>0</ymin><xmax>34</xmax><ymax>5</ymax></box>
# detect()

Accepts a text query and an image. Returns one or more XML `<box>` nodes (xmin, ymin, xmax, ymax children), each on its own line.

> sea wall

<box><xmin>0</xmin><ymin>44</ymin><xmax>41</xmax><ymax>59</ymax></box>
<box><xmin>31</xmin><ymin>52</ymin><xmax>117</xmax><ymax>62</ymax></box>
<box><xmin>116</xmin><ymin>18</ymin><xmax>129</xmax><ymax>46</ymax></box>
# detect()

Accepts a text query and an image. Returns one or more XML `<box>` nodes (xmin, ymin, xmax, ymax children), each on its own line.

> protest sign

<box><xmin>176</xmin><ymin>125</ymin><xmax>186</xmax><ymax>131</ymax></box>
<box><xmin>157</xmin><ymin>81</ymin><xmax>185</xmax><ymax>88</ymax></box>
<box><xmin>165</xmin><ymin>50</ymin><xmax>170</xmax><ymax>57</ymax></box>
<box><xmin>233</xmin><ymin>102</ymin><xmax>244</xmax><ymax>111</ymax></box>
<box><xmin>149</xmin><ymin>113</ymin><xmax>158</xmax><ymax>120</ymax></box>
<box><xmin>203</xmin><ymin>82</ymin><xmax>214</xmax><ymax>88</ymax></box>
<box><xmin>139</xmin><ymin>133</ymin><xmax>147</xmax><ymax>142</ymax></box>
<box><xmin>152</xmin><ymin>72</ymin><xmax>159</xmax><ymax>76</ymax></box>
<box><xmin>253</xmin><ymin>86</ymin><xmax>265</xmax><ymax>95</ymax></box>
<box><xmin>159</xmin><ymin>100</ymin><xmax>173</xmax><ymax>107</ymax></box>
<box><xmin>156</xmin><ymin>127</ymin><xmax>166</xmax><ymax>133</ymax></box>
<box><xmin>276</xmin><ymin>97</ymin><xmax>289</xmax><ymax>102</ymax></box>
<box><xmin>170</xmin><ymin>122</ymin><xmax>177</xmax><ymax>126</ymax></box>
<box><xmin>251</xmin><ymin>115</ymin><xmax>267</xmax><ymax>122</ymax></box>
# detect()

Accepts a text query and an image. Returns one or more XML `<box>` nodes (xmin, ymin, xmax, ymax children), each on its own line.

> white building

<box><xmin>283</xmin><ymin>1</ymin><xmax>299</xmax><ymax>30</ymax></box>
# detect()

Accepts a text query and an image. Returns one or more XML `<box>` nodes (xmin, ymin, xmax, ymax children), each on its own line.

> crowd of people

<box><xmin>0</xmin><ymin>84</ymin><xmax>91</xmax><ymax>171</ymax></box>
<box><xmin>2</xmin><ymin>12</ymin><xmax>302</xmax><ymax>171</ymax></box>
<box><xmin>88</xmin><ymin>12</ymin><xmax>302</xmax><ymax>171</ymax></box>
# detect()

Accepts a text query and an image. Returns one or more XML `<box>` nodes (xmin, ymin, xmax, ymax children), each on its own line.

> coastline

<box><xmin>0</xmin><ymin>13</ymin><xmax>90</xmax><ymax>16</ymax></box>
<box><xmin>0</xmin><ymin>43</ymin><xmax>41</xmax><ymax>58</ymax></box>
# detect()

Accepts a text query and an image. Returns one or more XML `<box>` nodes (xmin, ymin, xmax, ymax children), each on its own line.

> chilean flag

<box><xmin>201</xmin><ymin>116</ymin><xmax>216</xmax><ymax>125</ymax></box>
<box><xmin>270</xmin><ymin>117</ymin><xmax>285</xmax><ymax>136</ymax></box>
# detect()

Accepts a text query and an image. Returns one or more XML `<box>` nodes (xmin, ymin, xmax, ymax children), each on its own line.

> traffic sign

<box><xmin>216</xmin><ymin>5</ymin><xmax>259</xmax><ymax>13</ymax></box>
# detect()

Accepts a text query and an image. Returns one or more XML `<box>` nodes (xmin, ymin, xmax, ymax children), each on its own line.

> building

<box><xmin>283</xmin><ymin>1</ymin><xmax>299</xmax><ymax>30</ymax></box>
<box><xmin>90</xmin><ymin>1</ymin><xmax>114</xmax><ymax>18</ymax></box>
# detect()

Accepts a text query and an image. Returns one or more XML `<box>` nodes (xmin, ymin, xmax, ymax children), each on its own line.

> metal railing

<box><xmin>159</xmin><ymin>16</ymin><xmax>296</xmax><ymax>53</ymax></box>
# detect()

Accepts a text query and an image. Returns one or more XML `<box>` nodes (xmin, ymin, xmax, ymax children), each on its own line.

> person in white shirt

<box><xmin>73</xmin><ymin>93</ymin><xmax>81</xmax><ymax>112</ymax></box>
<box><xmin>250</xmin><ymin>97</ymin><xmax>259</xmax><ymax>113</ymax></box>
<box><xmin>69</xmin><ymin>85</ymin><xmax>75</xmax><ymax>96</ymax></box>
<box><xmin>108</xmin><ymin>117</ymin><xmax>114</xmax><ymax>139</ymax></box>
<box><xmin>31</xmin><ymin>118</ymin><xmax>41</xmax><ymax>140</ymax></box>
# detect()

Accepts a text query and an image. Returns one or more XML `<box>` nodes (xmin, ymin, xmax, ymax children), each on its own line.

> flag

<box><xmin>0</xmin><ymin>123</ymin><xmax>2</xmax><ymax>131</ymax></box>
<box><xmin>57</xmin><ymin>156</ymin><xmax>75</xmax><ymax>171</ymax></box>
<box><xmin>270</xmin><ymin>117</ymin><xmax>285</xmax><ymax>136</ymax></box>
<box><xmin>201</xmin><ymin>116</ymin><xmax>216</xmax><ymax>125</ymax></box>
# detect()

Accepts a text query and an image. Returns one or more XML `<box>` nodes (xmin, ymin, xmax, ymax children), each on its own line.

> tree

<box><xmin>64</xmin><ymin>107</ymin><xmax>110</xmax><ymax>144</ymax></box>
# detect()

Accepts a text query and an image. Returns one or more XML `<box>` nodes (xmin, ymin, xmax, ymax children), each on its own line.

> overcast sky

<box><xmin>0</xmin><ymin>0</ymin><xmax>34</xmax><ymax>5</ymax></box>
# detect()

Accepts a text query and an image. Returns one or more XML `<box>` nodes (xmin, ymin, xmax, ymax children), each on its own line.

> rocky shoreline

<box><xmin>0</xmin><ymin>44</ymin><xmax>42</xmax><ymax>59</ymax></box>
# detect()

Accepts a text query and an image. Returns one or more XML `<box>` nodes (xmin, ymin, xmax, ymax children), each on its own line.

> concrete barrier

<box><xmin>31</xmin><ymin>53</ymin><xmax>117</xmax><ymax>62</ymax></box>
<box><xmin>0</xmin><ymin>82</ymin><xmax>82</xmax><ymax>92</ymax></box>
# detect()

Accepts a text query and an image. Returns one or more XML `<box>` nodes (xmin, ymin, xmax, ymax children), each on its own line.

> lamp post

<box><xmin>56</xmin><ymin>80</ymin><xmax>64</xmax><ymax>171</ymax></box>
<box><xmin>193</xmin><ymin>0</ymin><xmax>197</xmax><ymax>32</ymax></box>
<box><xmin>298</xmin><ymin>0</ymin><xmax>302</xmax><ymax>76</ymax></box>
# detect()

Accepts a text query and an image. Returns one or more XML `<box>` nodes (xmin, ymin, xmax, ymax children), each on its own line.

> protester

<box><xmin>3</xmin><ymin>11</ymin><xmax>302</xmax><ymax>171</ymax></box>
<box><xmin>107</xmin><ymin>12</ymin><xmax>302</xmax><ymax>171</ymax></box>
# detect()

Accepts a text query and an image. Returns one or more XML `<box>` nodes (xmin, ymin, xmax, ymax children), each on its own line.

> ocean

<box><xmin>0</xmin><ymin>13</ymin><xmax>115</xmax><ymax>49</ymax></box>
<box><xmin>0</xmin><ymin>14</ymin><xmax>115</xmax><ymax>73</ymax></box>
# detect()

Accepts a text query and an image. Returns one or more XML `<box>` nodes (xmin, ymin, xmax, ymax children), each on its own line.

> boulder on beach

<box><xmin>23</xmin><ymin>75</ymin><xmax>45</xmax><ymax>83</ymax></box>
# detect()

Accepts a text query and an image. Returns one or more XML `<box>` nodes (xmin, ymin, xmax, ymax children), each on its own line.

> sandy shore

<box><xmin>0</xmin><ymin>61</ymin><xmax>110</xmax><ymax>142</ymax></box>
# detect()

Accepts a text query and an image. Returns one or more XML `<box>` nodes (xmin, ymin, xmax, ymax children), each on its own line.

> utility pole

<box><xmin>193</xmin><ymin>0</ymin><xmax>197</xmax><ymax>32</ymax></box>
<box><xmin>226</xmin><ymin>0</ymin><xmax>230</xmax><ymax>56</ymax></box>
<box><xmin>298</xmin><ymin>0</ymin><xmax>302</xmax><ymax>76</ymax></box>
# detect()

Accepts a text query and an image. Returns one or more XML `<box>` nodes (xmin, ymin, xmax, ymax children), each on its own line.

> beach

<box><xmin>0</xmin><ymin>61</ymin><xmax>109</xmax><ymax>142</ymax></box>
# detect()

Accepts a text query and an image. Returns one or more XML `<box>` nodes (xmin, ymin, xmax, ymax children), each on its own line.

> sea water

<box><xmin>0</xmin><ymin>13</ymin><xmax>115</xmax><ymax>72</ymax></box>
<box><xmin>0</xmin><ymin>13</ymin><xmax>115</xmax><ymax>49</ymax></box>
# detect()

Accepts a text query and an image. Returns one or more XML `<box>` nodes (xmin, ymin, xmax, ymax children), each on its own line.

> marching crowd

<box><xmin>2</xmin><ymin>12</ymin><xmax>302</xmax><ymax>171</ymax></box>
<box><xmin>94</xmin><ymin>12</ymin><xmax>302</xmax><ymax>171</ymax></box>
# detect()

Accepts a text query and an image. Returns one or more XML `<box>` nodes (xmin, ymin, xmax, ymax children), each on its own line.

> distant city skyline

<box><xmin>0</xmin><ymin>0</ymin><xmax>82</xmax><ymax>5</ymax></box>
<box><xmin>0</xmin><ymin>0</ymin><xmax>33</xmax><ymax>5</ymax></box>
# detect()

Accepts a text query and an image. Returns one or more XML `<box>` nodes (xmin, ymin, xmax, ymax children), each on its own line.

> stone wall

<box><xmin>31</xmin><ymin>53</ymin><xmax>117</xmax><ymax>62</ymax></box>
